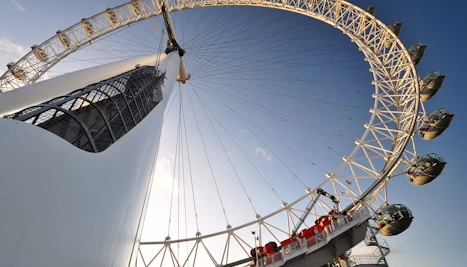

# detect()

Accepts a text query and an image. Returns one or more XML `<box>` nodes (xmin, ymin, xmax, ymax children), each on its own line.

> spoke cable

<box><xmin>187</xmin><ymin>80</ymin><xmax>284</xmax><ymax>203</ymax></box>
<box><xmin>185</xmin><ymin>88</ymin><xmax>230</xmax><ymax>226</ymax></box>
<box><xmin>190</xmin><ymin>88</ymin><xmax>259</xmax><ymax>216</ymax></box>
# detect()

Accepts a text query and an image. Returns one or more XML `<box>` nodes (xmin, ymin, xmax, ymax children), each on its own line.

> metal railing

<box><xmin>348</xmin><ymin>255</ymin><xmax>381</xmax><ymax>266</ymax></box>
<box><xmin>256</xmin><ymin>208</ymin><xmax>370</xmax><ymax>267</ymax></box>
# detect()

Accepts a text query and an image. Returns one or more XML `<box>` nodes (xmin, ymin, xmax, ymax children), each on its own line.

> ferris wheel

<box><xmin>0</xmin><ymin>0</ymin><xmax>454</xmax><ymax>267</ymax></box>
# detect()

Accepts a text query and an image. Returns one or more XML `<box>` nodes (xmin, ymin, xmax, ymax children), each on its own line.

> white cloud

<box><xmin>10</xmin><ymin>0</ymin><xmax>25</xmax><ymax>11</ymax></box>
<box><xmin>255</xmin><ymin>147</ymin><xmax>272</xmax><ymax>161</ymax></box>
<box><xmin>0</xmin><ymin>38</ymin><xmax>29</xmax><ymax>70</ymax></box>
<box><xmin>153</xmin><ymin>156</ymin><xmax>179</xmax><ymax>196</ymax></box>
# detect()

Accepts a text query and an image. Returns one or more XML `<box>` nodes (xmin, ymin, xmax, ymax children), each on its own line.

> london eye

<box><xmin>0</xmin><ymin>1</ymin><xmax>454</xmax><ymax>267</ymax></box>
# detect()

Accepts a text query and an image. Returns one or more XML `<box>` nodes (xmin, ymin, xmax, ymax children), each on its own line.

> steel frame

<box><xmin>9</xmin><ymin>65</ymin><xmax>164</xmax><ymax>152</ymax></box>
<box><xmin>0</xmin><ymin>0</ymin><xmax>425</xmax><ymax>266</ymax></box>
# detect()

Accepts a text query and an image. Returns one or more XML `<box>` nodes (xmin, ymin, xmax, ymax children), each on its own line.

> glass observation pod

<box><xmin>389</xmin><ymin>21</ymin><xmax>402</xmax><ymax>36</ymax></box>
<box><xmin>408</xmin><ymin>43</ymin><xmax>426</xmax><ymax>66</ymax></box>
<box><xmin>407</xmin><ymin>153</ymin><xmax>446</xmax><ymax>186</ymax></box>
<box><xmin>130</xmin><ymin>0</ymin><xmax>141</xmax><ymax>16</ymax></box>
<box><xmin>56</xmin><ymin>30</ymin><xmax>71</xmax><ymax>48</ymax></box>
<box><xmin>105</xmin><ymin>8</ymin><xmax>118</xmax><ymax>24</ymax></box>
<box><xmin>384</xmin><ymin>21</ymin><xmax>402</xmax><ymax>48</ymax></box>
<box><xmin>420</xmin><ymin>71</ymin><xmax>445</xmax><ymax>102</ymax></box>
<box><xmin>6</xmin><ymin>62</ymin><xmax>26</xmax><ymax>81</ymax></box>
<box><xmin>81</xmin><ymin>18</ymin><xmax>94</xmax><ymax>36</ymax></box>
<box><xmin>31</xmin><ymin>45</ymin><xmax>48</xmax><ymax>63</ymax></box>
<box><xmin>366</xmin><ymin>6</ymin><xmax>375</xmax><ymax>15</ymax></box>
<box><xmin>419</xmin><ymin>108</ymin><xmax>454</xmax><ymax>140</ymax></box>
<box><xmin>376</xmin><ymin>204</ymin><xmax>413</xmax><ymax>236</ymax></box>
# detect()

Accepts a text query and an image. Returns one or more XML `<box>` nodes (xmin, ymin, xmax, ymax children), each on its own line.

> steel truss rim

<box><xmin>1</xmin><ymin>0</ymin><xmax>421</xmax><ymax>249</ymax></box>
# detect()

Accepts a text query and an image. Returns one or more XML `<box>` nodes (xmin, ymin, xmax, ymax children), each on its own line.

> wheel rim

<box><xmin>0</xmin><ymin>1</ymin><xmax>422</xmax><ymax>266</ymax></box>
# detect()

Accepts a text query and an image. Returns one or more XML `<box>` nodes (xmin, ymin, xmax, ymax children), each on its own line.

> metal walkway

<box><xmin>233</xmin><ymin>208</ymin><xmax>371</xmax><ymax>267</ymax></box>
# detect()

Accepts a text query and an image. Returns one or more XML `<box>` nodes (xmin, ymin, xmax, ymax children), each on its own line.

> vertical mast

<box><xmin>158</xmin><ymin>0</ymin><xmax>190</xmax><ymax>83</ymax></box>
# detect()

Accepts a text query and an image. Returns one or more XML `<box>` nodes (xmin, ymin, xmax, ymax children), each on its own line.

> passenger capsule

<box><xmin>408</xmin><ymin>43</ymin><xmax>426</xmax><ymax>65</ymax></box>
<box><xmin>384</xmin><ymin>21</ymin><xmax>402</xmax><ymax>48</ymax></box>
<box><xmin>389</xmin><ymin>21</ymin><xmax>402</xmax><ymax>35</ymax></box>
<box><xmin>6</xmin><ymin>62</ymin><xmax>26</xmax><ymax>81</ymax></box>
<box><xmin>105</xmin><ymin>8</ymin><xmax>117</xmax><ymax>24</ymax></box>
<box><xmin>31</xmin><ymin>45</ymin><xmax>48</xmax><ymax>63</ymax></box>
<box><xmin>56</xmin><ymin>30</ymin><xmax>71</xmax><ymax>48</ymax></box>
<box><xmin>376</xmin><ymin>204</ymin><xmax>413</xmax><ymax>236</ymax></box>
<box><xmin>419</xmin><ymin>108</ymin><xmax>454</xmax><ymax>140</ymax></box>
<box><xmin>407</xmin><ymin>153</ymin><xmax>446</xmax><ymax>186</ymax></box>
<box><xmin>81</xmin><ymin>18</ymin><xmax>94</xmax><ymax>36</ymax></box>
<box><xmin>366</xmin><ymin>6</ymin><xmax>375</xmax><ymax>15</ymax></box>
<box><xmin>420</xmin><ymin>72</ymin><xmax>445</xmax><ymax>102</ymax></box>
<box><xmin>130</xmin><ymin>0</ymin><xmax>141</xmax><ymax>16</ymax></box>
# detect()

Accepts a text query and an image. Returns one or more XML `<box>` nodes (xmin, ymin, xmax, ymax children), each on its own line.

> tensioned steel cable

<box><xmin>167</xmin><ymin>88</ymin><xmax>183</xmax><ymax>236</ymax></box>
<box><xmin>187</xmin><ymin>80</ymin><xmax>285</xmax><ymax>203</ymax></box>
<box><xmin>185</xmin><ymin>86</ymin><xmax>230</xmax><ymax>226</ymax></box>
<box><xmin>191</xmin><ymin>88</ymin><xmax>259</xmax><ymax>216</ymax></box>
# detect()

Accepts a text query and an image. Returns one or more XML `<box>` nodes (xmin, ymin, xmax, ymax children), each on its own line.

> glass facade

<box><xmin>7</xmin><ymin>66</ymin><xmax>165</xmax><ymax>153</ymax></box>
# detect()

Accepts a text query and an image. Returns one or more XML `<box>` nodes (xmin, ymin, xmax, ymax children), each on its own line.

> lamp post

<box><xmin>252</xmin><ymin>231</ymin><xmax>258</xmax><ymax>267</ymax></box>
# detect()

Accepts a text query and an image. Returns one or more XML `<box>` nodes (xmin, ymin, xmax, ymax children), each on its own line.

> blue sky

<box><xmin>1</xmin><ymin>0</ymin><xmax>466</xmax><ymax>266</ymax></box>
